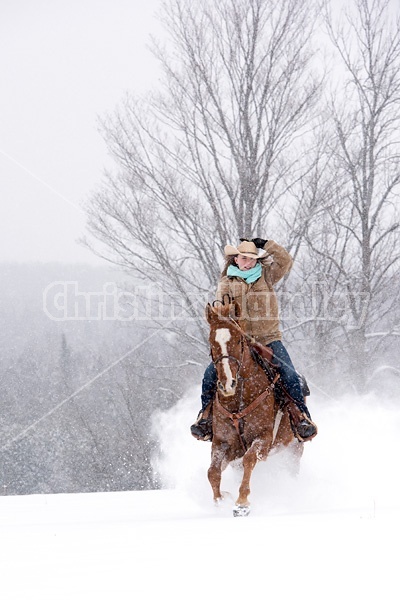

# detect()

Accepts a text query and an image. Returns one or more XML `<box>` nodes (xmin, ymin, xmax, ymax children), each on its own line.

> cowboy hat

<box><xmin>224</xmin><ymin>240</ymin><xmax>267</xmax><ymax>258</ymax></box>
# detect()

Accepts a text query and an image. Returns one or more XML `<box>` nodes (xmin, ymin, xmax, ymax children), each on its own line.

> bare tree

<box><xmin>274</xmin><ymin>127</ymin><xmax>345</xmax><ymax>386</ymax></box>
<box><xmin>84</xmin><ymin>0</ymin><xmax>322</xmax><ymax>357</ymax></box>
<box><xmin>302</xmin><ymin>0</ymin><xmax>400</xmax><ymax>389</ymax></box>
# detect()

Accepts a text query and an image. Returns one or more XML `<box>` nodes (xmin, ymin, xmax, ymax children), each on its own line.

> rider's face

<box><xmin>235</xmin><ymin>255</ymin><xmax>258</xmax><ymax>270</ymax></box>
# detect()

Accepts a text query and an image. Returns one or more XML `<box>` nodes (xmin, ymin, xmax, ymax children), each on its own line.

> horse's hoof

<box><xmin>214</xmin><ymin>491</ymin><xmax>232</xmax><ymax>506</ymax></box>
<box><xmin>233</xmin><ymin>504</ymin><xmax>250</xmax><ymax>517</ymax></box>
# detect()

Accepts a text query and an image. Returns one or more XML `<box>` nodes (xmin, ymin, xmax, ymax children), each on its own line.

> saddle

<box><xmin>250</xmin><ymin>341</ymin><xmax>310</xmax><ymax>400</ymax></box>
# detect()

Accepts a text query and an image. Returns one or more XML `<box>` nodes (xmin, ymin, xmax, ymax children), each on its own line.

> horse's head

<box><xmin>206</xmin><ymin>298</ymin><xmax>243</xmax><ymax>396</ymax></box>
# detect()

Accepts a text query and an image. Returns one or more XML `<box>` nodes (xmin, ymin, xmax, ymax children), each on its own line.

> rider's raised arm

<box><xmin>260</xmin><ymin>240</ymin><xmax>293</xmax><ymax>286</ymax></box>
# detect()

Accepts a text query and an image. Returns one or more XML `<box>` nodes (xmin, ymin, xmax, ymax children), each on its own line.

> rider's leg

<box><xmin>267</xmin><ymin>340</ymin><xmax>317</xmax><ymax>441</ymax></box>
<box><xmin>190</xmin><ymin>362</ymin><xmax>217</xmax><ymax>440</ymax></box>
<box><xmin>201</xmin><ymin>362</ymin><xmax>218</xmax><ymax>411</ymax></box>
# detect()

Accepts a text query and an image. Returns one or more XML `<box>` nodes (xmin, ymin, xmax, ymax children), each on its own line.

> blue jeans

<box><xmin>201</xmin><ymin>340</ymin><xmax>309</xmax><ymax>416</ymax></box>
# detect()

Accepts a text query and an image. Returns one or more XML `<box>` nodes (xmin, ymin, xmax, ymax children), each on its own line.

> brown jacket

<box><xmin>216</xmin><ymin>240</ymin><xmax>293</xmax><ymax>345</ymax></box>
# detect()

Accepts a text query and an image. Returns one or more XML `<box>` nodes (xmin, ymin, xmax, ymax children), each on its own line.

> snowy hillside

<box><xmin>1</xmin><ymin>389</ymin><xmax>399</xmax><ymax>600</ymax></box>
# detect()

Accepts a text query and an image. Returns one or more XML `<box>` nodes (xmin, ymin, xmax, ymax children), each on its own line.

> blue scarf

<box><xmin>227</xmin><ymin>262</ymin><xmax>262</xmax><ymax>283</ymax></box>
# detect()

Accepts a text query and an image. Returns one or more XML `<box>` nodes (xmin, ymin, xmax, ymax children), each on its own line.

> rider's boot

<box><xmin>286</xmin><ymin>401</ymin><xmax>318</xmax><ymax>442</ymax></box>
<box><xmin>190</xmin><ymin>402</ymin><xmax>213</xmax><ymax>441</ymax></box>
<box><xmin>273</xmin><ymin>372</ymin><xmax>317</xmax><ymax>442</ymax></box>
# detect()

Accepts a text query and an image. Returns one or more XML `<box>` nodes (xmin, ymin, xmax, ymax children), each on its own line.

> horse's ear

<box><xmin>222</xmin><ymin>293</ymin><xmax>233</xmax><ymax>306</ymax></box>
<box><xmin>205</xmin><ymin>303</ymin><xmax>215</xmax><ymax>323</ymax></box>
<box><xmin>230</xmin><ymin>301</ymin><xmax>241</xmax><ymax>319</ymax></box>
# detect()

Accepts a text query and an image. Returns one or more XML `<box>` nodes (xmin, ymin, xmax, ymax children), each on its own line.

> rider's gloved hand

<box><xmin>251</xmin><ymin>238</ymin><xmax>268</xmax><ymax>248</ymax></box>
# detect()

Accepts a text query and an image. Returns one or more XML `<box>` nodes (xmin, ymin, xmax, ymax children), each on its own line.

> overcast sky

<box><xmin>0</xmin><ymin>0</ymin><xmax>162</xmax><ymax>264</ymax></box>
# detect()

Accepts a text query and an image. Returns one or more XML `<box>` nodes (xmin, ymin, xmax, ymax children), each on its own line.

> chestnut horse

<box><xmin>205</xmin><ymin>298</ymin><xmax>303</xmax><ymax>516</ymax></box>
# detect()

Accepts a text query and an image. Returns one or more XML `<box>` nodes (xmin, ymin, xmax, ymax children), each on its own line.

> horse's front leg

<box><xmin>208</xmin><ymin>445</ymin><xmax>228</xmax><ymax>503</ymax></box>
<box><xmin>235</xmin><ymin>437</ymin><xmax>272</xmax><ymax>513</ymax></box>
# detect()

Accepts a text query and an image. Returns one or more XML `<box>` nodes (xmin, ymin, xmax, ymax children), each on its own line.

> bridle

<box><xmin>210</xmin><ymin>317</ymin><xmax>247</xmax><ymax>375</ymax></box>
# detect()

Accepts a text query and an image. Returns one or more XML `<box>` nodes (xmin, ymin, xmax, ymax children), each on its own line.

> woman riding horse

<box><xmin>191</xmin><ymin>237</ymin><xmax>317</xmax><ymax>442</ymax></box>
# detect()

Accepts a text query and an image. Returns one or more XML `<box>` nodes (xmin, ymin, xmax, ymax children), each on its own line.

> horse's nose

<box><xmin>226</xmin><ymin>379</ymin><xmax>236</xmax><ymax>394</ymax></box>
<box><xmin>218</xmin><ymin>378</ymin><xmax>236</xmax><ymax>395</ymax></box>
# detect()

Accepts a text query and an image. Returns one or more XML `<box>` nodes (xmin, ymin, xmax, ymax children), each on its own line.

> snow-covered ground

<box><xmin>1</xmin><ymin>388</ymin><xmax>399</xmax><ymax>599</ymax></box>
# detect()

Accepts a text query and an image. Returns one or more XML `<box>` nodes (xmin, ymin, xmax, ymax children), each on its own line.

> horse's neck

<box><xmin>240</xmin><ymin>342</ymin><xmax>265</xmax><ymax>381</ymax></box>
